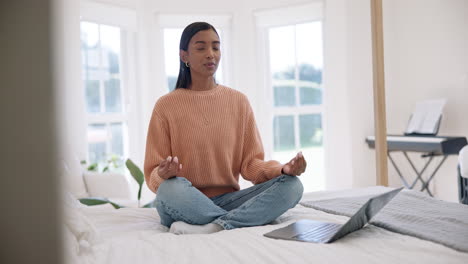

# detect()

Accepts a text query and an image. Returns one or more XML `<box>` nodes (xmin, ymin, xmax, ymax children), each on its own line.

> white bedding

<box><xmin>66</xmin><ymin>186</ymin><xmax>468</xmax><ymax>264</ymax></box>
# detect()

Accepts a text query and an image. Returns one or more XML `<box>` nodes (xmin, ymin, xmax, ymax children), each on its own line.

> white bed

<box><xmin>65</xmin><ymin>186</ymin><xmax>468</xmax><ymax>264</ymax></box>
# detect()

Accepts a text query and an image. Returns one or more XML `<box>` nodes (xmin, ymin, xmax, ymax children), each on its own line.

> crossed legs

<box><xmin>155</xmin><ymin>175</ymin><xmax>303</xmax><ymax>233</ymax></box>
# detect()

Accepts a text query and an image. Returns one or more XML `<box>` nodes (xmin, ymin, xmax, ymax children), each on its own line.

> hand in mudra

<box><xmin>158</xmin><ymin>156</ymin><xmax>182</xmax><ymax>180</ymax></box>
<box><xmin>282</xmin><ymin>152</ymin><xmax>307</xmax><ymax>176</ymax></box>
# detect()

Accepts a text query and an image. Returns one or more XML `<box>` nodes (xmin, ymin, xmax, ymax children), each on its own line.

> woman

<box><xmin>144</xmin><ymin>22</ymin><xmax>307</xmax><ymax>235</ymax></box>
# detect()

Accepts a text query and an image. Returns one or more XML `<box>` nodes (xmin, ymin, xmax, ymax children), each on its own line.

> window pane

<box><xmin>164</xmin><ymin>28</ymin><xmax>183</xmax><ymax>91</ymax></box>
<box><xmin>107</xmin><ymin>50</ymin><xmax>120</xmax><ymax>75</ymax></box>
<box><xmin>87</xmin><ymin>124</ymin><xmax>107</xmax><ymax>164</ymax></box>
<box><xmin>81</xmin><ymin>22</ymin><xmax>99</xmax><ymax>49</ymax></box>
<box><xmin>105</xmin><ymin>78</ymin><xmax>122</xmax><ymax>112</ymax></box>
<box><xmin>269</xmin><ymin>26</ymin><xmax>295</xmax><ymax>81</ymax></box>
<box><xmin>296</xmin><ymin>22</ymin><xmax>323</xmax><ymax>106</ymax></box>
<box><xmin>269</xmin><ymin>20</ymin><xmax>325</xmax><ymax>193</ymax></box>
<box><xmin>273</xmin><ymin>116</ymin><xmax>295</xmax><ymax>151</ymax></box>
<box><xmin>100</xmin><ymin>25</ymin><xmax>121</xmax><ymax>75</ymax></box>
<box><xmin>81</xmin><ymin>21</ymin><xmax>128</xmax><ymax>165</ymax></box>
<box><xmin>296</xmin><ymin>22</ymin><xmax>323</xmax><ymax>82</ymax></box>
<box><xmin>299</xmin><ymin>114</ymin><xmax>322</xmax><ymax>148</ymax></box>
<box><xmin>85</xmin><ymin>80</ymin><xmax>100</xmax><ymax>113</ymax></box>
<box><xmin>299</xmin><ymin>64</ymin><xmax>322</xmax><ymax>84</ymax></box>
<box><xmin>110</xmin><ymin>122</ymin><xmax>124</xmax><ymax>156</ymax></box>
<box><xmin>81</xmin><ymin>22</ymin><xmax>100</xmax><ymax>71</ymax></box>
<box><xmin>81</xmin><ymin>21</ymin><xmax>101</xmax><ymax>113</ymax></box>
<box><xmin>300</xmin><ymin>85</ymin><xmax>322</xmax><ymax>105</ymax></box>
<box><xmin>81</xmin><ymin>47</ymin><xmax>100</xmax><ymax>70</ymax></box>
<box><xmin>167</xmin><ymin>76</ymin><xmax>177</xmax><ymax>92</ymax></box>
<box><xmin>274</xmin><ymin>85</ymin><xmax>295</xmax><ymax>106</ymax></box>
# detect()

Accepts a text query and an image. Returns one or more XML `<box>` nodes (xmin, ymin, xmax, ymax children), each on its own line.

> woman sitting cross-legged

<box><xmin>144</xmin><ymin>21</ymin><xmax>307</xmax><ymax>235</ymax></box>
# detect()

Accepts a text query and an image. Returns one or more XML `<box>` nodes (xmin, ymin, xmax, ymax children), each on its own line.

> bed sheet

<box><xmin>67</xmin><ymin>186</ymin><xmax>468</xmax><ymax>264</ymax></box>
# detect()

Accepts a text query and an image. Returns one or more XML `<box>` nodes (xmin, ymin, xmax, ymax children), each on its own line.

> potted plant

<box><xmin>79</xmin><ymin>158</ymin><xmax>155</xmax><ymax>209</ymax></box>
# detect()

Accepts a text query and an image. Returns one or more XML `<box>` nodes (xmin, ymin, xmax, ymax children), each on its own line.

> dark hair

<box><xmin>175</xmin><ymin>22</ymin><xmax>219</xmax><ymax>89</ymax></box>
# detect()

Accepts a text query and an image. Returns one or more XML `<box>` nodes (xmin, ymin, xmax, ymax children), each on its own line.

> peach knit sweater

<box><xmin>144</xmin><ymin>85</ymin><xmax>283</xmax><ymax>197</ymax></box>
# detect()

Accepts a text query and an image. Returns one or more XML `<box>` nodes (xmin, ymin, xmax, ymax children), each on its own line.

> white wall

<box><xmin>322</xmin><ymin>0</ymin><xmax>354</xmax><ymax>189</ymax></box>
<box><xmin>383</xmin><ymin>0</ymin><xmax>468</xmax><ymax>202</ymax></box>
<box><xmin>323</xmin><ymin>0</ymin><xmax>377</xmax><ymax>190</ymax></box>
<box><xmin>323</xmin><ymin>0</ymin><xmax>468</xmax><ymax>202</ymax></box>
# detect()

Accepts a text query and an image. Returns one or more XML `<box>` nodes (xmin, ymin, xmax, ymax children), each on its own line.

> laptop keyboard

<box><xmin>293</xmin><ymin>223</ymin><xmax>341</xmax><ymax>242</ymax></box>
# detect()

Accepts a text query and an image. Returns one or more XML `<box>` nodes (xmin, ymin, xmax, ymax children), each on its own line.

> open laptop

<box><xmin>264</xmin><ymin>187</ymin><xmax>403</xmax><ymax>243</ymax></box>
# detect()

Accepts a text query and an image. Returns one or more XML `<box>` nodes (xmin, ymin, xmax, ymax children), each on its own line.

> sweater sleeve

<box><xmin>240</xmin><ymin>101</ymin><xmax>283</xmax><ymax>184</ymax></box>
<box><xmin>144</xmin><ymin>105</ymin><xmax>171</xmax><ymax>194</ymax></box>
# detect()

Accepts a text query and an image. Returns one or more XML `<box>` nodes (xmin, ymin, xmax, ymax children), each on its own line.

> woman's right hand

<box><xmin>157</xmin><ymin>156</ymin><xmax>182</xmax><ymax>180</ymax></box>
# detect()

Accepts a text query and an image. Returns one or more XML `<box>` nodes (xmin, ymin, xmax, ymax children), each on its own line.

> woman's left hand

<box><xmin>282</xmin><ymin>151</ymin><xmax>307</xmax><ymax>176</ymax></box>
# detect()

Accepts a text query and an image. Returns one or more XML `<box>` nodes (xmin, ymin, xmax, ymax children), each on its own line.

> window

<box><xmin>163</xmin><ymin>28</ymin><xmax>183</xmax><ymax>92</ymax></box>
<box><xmin>163</xmin><ymin>28</ymin><xmax>225</xmax><ymax>92</ymax></box>
<box><xmin>267</xmin><ymin>21</ymin><xmax>324</xmax><ymax>192</ymax></box>
<box><xmin>81</xmin><ymin>21</ymin><xmax>128</xmax><ymax>167</ymax></box>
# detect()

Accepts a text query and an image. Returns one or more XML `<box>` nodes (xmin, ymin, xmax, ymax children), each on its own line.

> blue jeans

<box><xmin>155</xmin><ymin>175</ymin><xmax>303</xmax><ymax>230</ymax></box>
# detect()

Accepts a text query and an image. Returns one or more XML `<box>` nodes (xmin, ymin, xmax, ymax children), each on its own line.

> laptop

<box><xmin>264</xmin><ymin>187</ymin><xmax>403</xmax><ymax>243</ymax></box>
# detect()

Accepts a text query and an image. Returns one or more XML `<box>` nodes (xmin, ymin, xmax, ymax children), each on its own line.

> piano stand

<box><xmin>388</xmin><ymin>152</ymin><xmax>448</xmax><ymax>197</ymax></box>
<box><xmin>366</xmin><ymin>135</ymin><xmax>467</xmax><ymax>197</ymax></box>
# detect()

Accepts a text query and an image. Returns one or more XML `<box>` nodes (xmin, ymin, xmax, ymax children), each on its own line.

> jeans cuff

<box><xmin>212</xmin><ymin>218</ymin><xmax>234</xmax><ymax>230</ymax></box>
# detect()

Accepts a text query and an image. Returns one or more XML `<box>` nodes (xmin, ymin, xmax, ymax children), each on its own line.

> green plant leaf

<box><xmin>102</xmin><ymin>166</ymin><xmax>109</xmax><ymax>172</ymax></box>
<box><xmin>126</xmin><ymin>158</ymin><xmax>144</xmax><ymax>201</ymax></box>
<box><xmin>78</xmin><ymin>197</ymin><xmax>123</xmax><ymax>209</ymax></box>
<box><xmin>126</xmin><ymin>159</ymin><xmax>144</xmax><ymax>186</ymax></box>
<box><xmin>80</xmin><ymin>160</ymin><xmax>87</xmax><ymax>165</ymax></box>
<box><xmin>108</xmin><ymin>201</ymin><xmax>123</xmax><ymax>209</ymax></box>
<box><xmin>137</xmin><ymin>188</ymin><xmax>142</xmax><ymax>202</ymax></box>
<box><xmin>87</xmin><ymin>163</ymin><xmax>98</xmax><ymax>171</ymax></box>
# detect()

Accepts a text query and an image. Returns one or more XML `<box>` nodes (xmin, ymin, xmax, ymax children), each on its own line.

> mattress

<box><xmin>65</xmin><ymin>186</ymin><xmax>468</xmax><ymax>264</ymax></box>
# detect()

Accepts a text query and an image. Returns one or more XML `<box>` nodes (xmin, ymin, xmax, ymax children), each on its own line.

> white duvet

<box><xmin>65</xmin><ymin>187</ymin><xmax>468</xmax><ymax>264</ymax></box>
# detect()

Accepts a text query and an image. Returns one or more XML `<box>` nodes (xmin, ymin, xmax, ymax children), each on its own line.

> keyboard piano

<box><xmin>365</xmin><ymin>135</ymin><xmax>467</xmax><ymax>155</ymax></box>
<box><xmin>365</xmin><ymin>135</ymin><xmax>467</xmax><ymax>196</ymax></box>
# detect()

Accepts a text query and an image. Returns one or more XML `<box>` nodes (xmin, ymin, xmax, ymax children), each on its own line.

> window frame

<box><xmin>255</xmin><ymin>2</ymin><xmax>324</xmax><ymax>158</ymax></box>
<box><xmin>80</xmin><ymin>1</ymin><xmax>139</xmax><ymax>165</ymax></box>
<box><xmin>254</xmin><ymin>3</ymin><xmax>326</xmax><ymax>192</ymax></box>
<box><xmin>269</xmin><ymin>23</ymin><xmax>324</xmax><ymax>151</ymax></box>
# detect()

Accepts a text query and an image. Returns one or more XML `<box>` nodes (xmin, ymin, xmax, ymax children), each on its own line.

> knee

<box><xmin>156</xmin><ymin>177</ymin><xmax>192</xmax><ymax>200</ymax></box>
<box><xmin>279</xmin><ymin>175</ymin><xmax>304</xmax><ymax>205</ymax></box>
